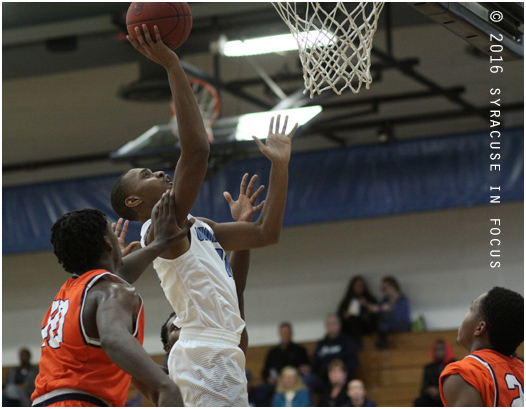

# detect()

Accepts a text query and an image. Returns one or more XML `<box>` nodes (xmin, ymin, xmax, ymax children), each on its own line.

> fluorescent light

<box><xmin>235</xmin><ymin>106</ymin><xmax>322</xmax><ymax>141</ymax></box>
<box><xmin>222</xmin><ymin>31</ymin><xmax>335</xmax><ymax>57</ymax></box>
<box><xmin>116</xmin><ymin>125</ymin><xmax>163</xmax><ymax>155</ymax></box>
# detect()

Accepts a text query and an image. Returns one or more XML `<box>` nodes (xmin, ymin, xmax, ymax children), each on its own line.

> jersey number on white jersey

<box><xmin>195</xmin><ymin>226</ymin><xmax>233</xmax><ymax>278</ymax></box>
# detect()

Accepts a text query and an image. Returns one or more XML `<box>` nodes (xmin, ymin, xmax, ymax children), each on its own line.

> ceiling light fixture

<box><xmin>234</xmin><ymin>106</ymin><xmax>322</xmax><ymax>141</ymax></box>
<box><xmin>220</xmin><ymin>31</ymin><xmax>334</xmax><ymax>57</ymax></box>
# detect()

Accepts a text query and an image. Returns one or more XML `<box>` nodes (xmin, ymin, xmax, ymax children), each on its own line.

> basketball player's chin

<box><xmin>455</xmin><ymin>328</ymin><xmax>462</xmax><ymax>346</ymax></box>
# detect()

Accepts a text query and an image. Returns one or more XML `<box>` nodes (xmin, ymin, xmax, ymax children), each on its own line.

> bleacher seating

<box><xmin>4</xmin><ymin>330</ymin><xmax>523</xmax><ymax>407</ymax></box>
<box><xmin>244</xmin><ymin>329</ymin><xmax>523</xmax><ymax>407</ymax></box>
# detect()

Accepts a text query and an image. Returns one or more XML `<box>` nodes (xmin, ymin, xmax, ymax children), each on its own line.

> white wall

<box><xmin>2</xmin><ymin>202</ymin><xmax>523</xmax><ymax>366</ymax></box>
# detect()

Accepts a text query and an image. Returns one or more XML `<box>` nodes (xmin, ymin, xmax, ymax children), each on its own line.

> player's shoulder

<box><xmin>442</xmin><ymin>354</ymin><xmax>485</xmax><ymax>377</ymax></box>
<box><xmin>195</xmin><ymin>216</ymin><xmax>215</xmax><ymax>227</ymax></box>
<box><xmin>88</xmin><ymin>272</ymin><xmax>136</xmax><ymax>297</ymax></box>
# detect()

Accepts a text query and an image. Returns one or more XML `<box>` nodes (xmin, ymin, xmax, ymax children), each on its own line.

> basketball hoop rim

<box><xmin>170</xmin><ymin>78</ymin><xmax>221</xmax><ymax>126</ymax></box>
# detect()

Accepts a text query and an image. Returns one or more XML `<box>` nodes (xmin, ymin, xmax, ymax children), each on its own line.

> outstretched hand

<box><xmin>224</xmin><ymin>173</ymin><xmax>265</xmax><ymax>222</ymax></box>
<box><xmin>152</xmin><ymin>190</ymin><xmax>194</xmax><ymax>245</ymax></box>
<box><xmin>112</xmin><ymin>219</ymin><xmax>141</xmax><ymax>257</ymax></box>
<box><xmin>127</xmin><ymin>24</ymin><xmax>178</xmax><ymax>68</ymax></box>
<box><xmin>252</xmin><ymin>115</ymin><xmax>298</xmax><ymax>164</ymax></box>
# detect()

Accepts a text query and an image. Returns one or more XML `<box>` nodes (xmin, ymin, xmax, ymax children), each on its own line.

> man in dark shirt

<box><xmin>304</xmin><ymin>314</ymin><xmax>359</xmax><ymax>393</ymax></box>
<box><xmin>251</xmin><ymin>322</ymin><xmax>310</xmax><ymax>406</ymax></box>
<box><xmin>262</xmin><ymin>322</ymin><xmax>311</xmax><ymax>383</ymax></box>
<box><xmin>2</xmin><ymin>348</ymin><xmax>38</xmax><ymax>407</ymax></box>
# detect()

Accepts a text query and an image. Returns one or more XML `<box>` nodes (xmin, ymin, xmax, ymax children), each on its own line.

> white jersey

<box><xmin>140</xmin><ymin>216</ymin><xmax>245</xmax><ymax>334</ymax></box>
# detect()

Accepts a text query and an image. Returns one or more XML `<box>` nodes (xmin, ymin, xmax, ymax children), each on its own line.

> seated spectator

<box><xmin>251</xmin><ymin>322</ymin><xmax>310</xmax><ymax>406</ymax></box>
<box><xmin>341</xmin><ymin>379</ymin><xmax>377</xmax><ymax>407</ymax></box>
<box><xmin>337</xmin><ymin>276</ymin><xmax>378</xmax><ymax>348</ymax></box>
<box><xmin>364</xmin><ymin>276</ymin><xmax>411</xmax><ymax>349</ymax></box>
<box><xmin>304</xmin><ymin>314</ymin><xmax>359</xmax><ymax>393</ymax></box>
<box><xmin>2</xmin><ymin>347</ymin><xmax>38</xmax><ymax>407</ymax></box>
<box><xmin>413</xmin><ymin>339</ymin><xmax>455</xmax><ymax>407</ymax></box>
<box><xmin>272</xmin><ymin>366</ymin><xmax>311</xmax><ymax>407</ymax></box>
<box><xmin>317</xmin><ymin>359</ymin><xmax>349</xmax><ymax>407</ymax></box>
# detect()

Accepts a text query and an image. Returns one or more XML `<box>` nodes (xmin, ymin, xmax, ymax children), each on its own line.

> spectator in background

<box><xmin>305</xmin><ymin>314</ymin><xmax>359</xmax><ymax>393</ymax></box>
<box><xmin>2</xmin><ymin>348</ymin><xmax>38</xmax><ymax>407</ymax></box>
<box><xmin>317</xmin><ymin>359</ymin><xmax>349</xmax><ymax>407</ymax></box>
<box><xmin>252</xmin><ymin>322</ymin><xmax>311</xmax><ymax>406</ymax></box>
<box><xmin>245</xmin><ymin>369</ymin><xmax>258</xmax><ymax>407</ymax></box>
<box><xmin>272</xmin><ymin>366</ymin><xmax>311</xmax><ymax>407</ymax></box>
<box><xmin>413</xmin><ymin>339</ymin><xmax>456</xmax><ymax>407</ymax></box>
<box><xmin>263</xmin><ymin>322</ymin><xmax>311</xmax><ymax>384</ymax></box>
<box><xmin>341</xmin><ymin>379</ymin><xmax>377</xmax><ymax>407</ymax></box>
<box><xmin>337</xmin><ymin>276</ymin><xmax>378</xmax><ymax>348</ymax></box>
<box><xmin>364</xmin><ymin>276</ymin><xmax>411</xmax><ymax>349</ymax></box>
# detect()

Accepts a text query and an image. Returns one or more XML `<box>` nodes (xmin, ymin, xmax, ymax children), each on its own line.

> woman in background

<box><xmin>364</xmin><ymin>276</ymin><xmax>411</xmax><ymax>349</ymax></box>
<box><xmin>272</xmin><ymin>366</ymin><xmax>311</xmax><ymax>407</ymax></box>
<box><xmin>337</xmin><ymin>276</ymin><xmax>378</xmax><ymax>348</ymax></box>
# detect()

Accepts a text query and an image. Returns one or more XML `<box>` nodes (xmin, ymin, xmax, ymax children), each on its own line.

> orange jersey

<box><xmin>439</xmin><ymin>349</ymin><xmax>524</xmax><ymax>407</ymax></box>
<box><xmin>32</xmin><ymin>269</ymin><xmax>144</xmax><ymax>407</ymax></box>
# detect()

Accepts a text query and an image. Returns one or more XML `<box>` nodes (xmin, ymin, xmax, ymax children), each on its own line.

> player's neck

<box><xmin>469</xmin><ymin>339</ymin><xmax>492</xmax><ymax>354</ymax></box>
<box><xmin>137</xmin><ymin>207</ymin><xmax>153</xmax><ymax>224</ymax></box>
<box><xmin>93</xmin><ymin>254</ymin><xmax>118</xmax><ymax>274</ymax></box>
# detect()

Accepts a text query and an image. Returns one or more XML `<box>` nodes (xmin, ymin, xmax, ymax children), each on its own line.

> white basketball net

<box><xmin>272</xmin><ymin>2</ymin><xmax>385</xmax><ymax>97</ymax></box>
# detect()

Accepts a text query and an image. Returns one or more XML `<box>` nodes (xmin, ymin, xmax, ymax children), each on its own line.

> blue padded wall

<box><xmin>3</xmin><ymin>127</ymin><xmax>523</xmax><ymax>254</ymax></box>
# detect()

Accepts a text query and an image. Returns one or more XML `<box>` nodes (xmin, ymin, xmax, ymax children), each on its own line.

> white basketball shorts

<box><xmin>168</xmin><ymin>327</ymin><xmax>249</xmax><ymax>407</ymax></box>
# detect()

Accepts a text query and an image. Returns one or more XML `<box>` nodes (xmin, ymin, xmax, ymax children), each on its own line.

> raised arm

<box><xmin>93</xmin><ymin>282</ymin><xmax>184</xmax><ymax>406</ymax></box>
<box><xmin>206</xmin><ymin>115</ymin><xmax>297</xmax><ymax>251</ymax></box>
<box><xmin>221</xmin><ymin>173</ymin><xmax>265</xmax><ymax>354</ymax></box>
<box><xmin>128</xmin><ymin>25</ymin><xmax>209</xmax><ymax>229</ymax></box>
<box><xmin>116</xmin><ymin>190</ymin><xmax>194</xmax><ymax>284</ymax></box>
<box><xmin>222</xmin><ymin>173</ymin><xmax>265</xmax><ymax>299</ymax></box>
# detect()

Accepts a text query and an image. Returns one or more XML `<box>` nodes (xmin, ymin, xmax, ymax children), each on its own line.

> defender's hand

<box><xmin>223</xmin><ymin>173</ymin><xmax>265</xmax><ymax>222</ymax></box>
<box><xmin>112</xmin><ymin>219</ymin><xmax>140</xmax><ymax>257</ymax></box>
<box><xmin>252</xmin><ymin>115</ymin><xmax>298</xmax><ymax>164</ymax></box>
<box><xmin>151</xmin><ymin>190</ymin><xmax>194</xmax><ymax>246</ymax></box>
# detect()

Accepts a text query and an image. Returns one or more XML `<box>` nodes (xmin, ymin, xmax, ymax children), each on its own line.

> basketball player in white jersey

<box><xmin>158</xmin><ymin>173</ymin><xmax>265</xmax><ymax>358</ymax></box>
<box><xmin>110</xmin><ymin>26</ymin><xmax>297</xmax><ymax>406</ymax></box>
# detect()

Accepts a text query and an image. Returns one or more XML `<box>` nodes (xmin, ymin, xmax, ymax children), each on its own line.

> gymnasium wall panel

<box><xmin>3</xmin><ymin>202</ymin><xmax>523</xmax><ymax>365</ymax></box>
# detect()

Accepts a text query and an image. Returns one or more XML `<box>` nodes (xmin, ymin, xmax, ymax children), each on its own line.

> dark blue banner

<box><xmin>3</xmin><ymin>127</ymin><xmax>523</xmax><ymax>254</ymax></box>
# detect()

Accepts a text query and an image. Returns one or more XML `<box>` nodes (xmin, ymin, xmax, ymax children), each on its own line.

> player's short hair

<box><xmin>161</xmin><ymin>312</ymin><xmax>178</xmax><ymax>347</ymax></box>
<box><xmin>51</xmin><ymin>209</ymin><xmax>108</xmax><ymax>275</ymax></box>
<box><xmin>480</xmin><ymin>287</ymin><xmax>524</xmax><ymax>356</ymax></box>
<box><xmin>111</xmin><ymin>170</ymin><xmax>139</xmax><ymax>222</ymax></box>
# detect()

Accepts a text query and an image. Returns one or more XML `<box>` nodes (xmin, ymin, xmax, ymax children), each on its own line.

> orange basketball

<box><xmin>126</xmin><ymin>2</ymin><xmax>192</xmax><ymax>50</ymax></box>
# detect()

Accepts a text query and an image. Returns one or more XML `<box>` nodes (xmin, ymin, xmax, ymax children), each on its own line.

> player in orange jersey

<box><xmin>439</xmin><ymin>287</ymin><xmax>524</xmax><ymax>406</ymax></box>
<box><xmin>32</xmin><ymin>191</ymin><xmax>189</xmax><ymax>407</ymax></box>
